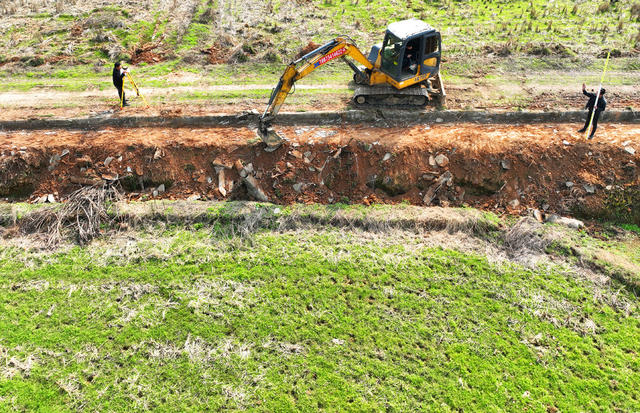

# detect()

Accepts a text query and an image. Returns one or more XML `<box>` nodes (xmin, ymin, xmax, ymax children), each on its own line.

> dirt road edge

<box><xmin>0</xmin><ymin>110</ymin><xmax>638</xmax><ymax>131</ymax></box>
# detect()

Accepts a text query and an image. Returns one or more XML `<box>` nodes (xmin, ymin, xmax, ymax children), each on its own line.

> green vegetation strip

<box><xmin>1</xmin><ymin>202</ymin><xmax>639</xmax><ymax>411</ymax></box>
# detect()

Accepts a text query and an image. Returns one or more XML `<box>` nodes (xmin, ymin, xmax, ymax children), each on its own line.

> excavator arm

<box><xmin>258</xmin><ymin>37</ymin><xmax>373</xmax><ymax>148</ymax></box>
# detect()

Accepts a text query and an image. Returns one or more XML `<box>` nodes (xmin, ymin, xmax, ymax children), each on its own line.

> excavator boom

<box><xmin>258</xmin><ymin>37</ymin><xmax>373</xmax><ymax>149</ymax></box>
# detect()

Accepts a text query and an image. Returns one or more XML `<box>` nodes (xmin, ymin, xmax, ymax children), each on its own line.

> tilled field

<box><xmin>1</xmin><ymin>122</ymin><xmax>638</xmax><ymax>219</ymax></box>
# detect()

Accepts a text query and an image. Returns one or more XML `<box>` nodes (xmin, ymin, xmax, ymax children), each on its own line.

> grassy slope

<box><xmin>2</xmin><ymin>0</ymin><xmax>638</xmax><ymax>63</ymax></box>
<box><xmin>1</xmin><ymin>203</ymin><xmax>639</xmax><ymax>411</ymax></box>
<box><xmin>0</xmin><ymin>1</ymin><xmax>639</xmax><ymax>100</ymax></box>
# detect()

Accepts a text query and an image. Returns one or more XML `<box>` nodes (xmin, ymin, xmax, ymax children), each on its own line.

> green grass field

<box><xmin>2</xmin><ymin>0</ymin><xmax>638</xmax><ymax>65</ymax></box>
<box><xmin>1</xmin><ymin>202</ymin><xmax>639</xmax><ymax>411</ymax></box>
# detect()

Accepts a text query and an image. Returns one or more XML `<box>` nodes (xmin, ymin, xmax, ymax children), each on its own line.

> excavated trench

<box><xmin>0</xmin><ymin>121</ymin><xmax>638</xmax><ymax>222</ymax></box>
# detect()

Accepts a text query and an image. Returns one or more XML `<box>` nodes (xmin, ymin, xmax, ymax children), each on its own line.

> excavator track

<box><xmin>353</xmin><ymin>84</ymin><xmax>429</xmax><ymax>107</ymax></box>
<box><xmin>353</xmin><ymin>74</ymin><xmax>446</xmax><ymax>108</ymax></box>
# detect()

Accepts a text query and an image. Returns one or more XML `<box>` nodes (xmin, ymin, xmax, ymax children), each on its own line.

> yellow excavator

<box><xmin>259</xmin><ymin>19</ymin><xmax>445</xmax><ymax>148</ymax></box>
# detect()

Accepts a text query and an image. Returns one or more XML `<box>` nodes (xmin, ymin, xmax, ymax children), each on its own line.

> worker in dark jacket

<box><xmin>578</xmin><ymin>83</ymin><xmax>606</xmax><ymax>139</ymax></box>
<box><xmin>112</xmin><ymin>62</ymin><xmax>128</xmax><ymax>107</ymax></box>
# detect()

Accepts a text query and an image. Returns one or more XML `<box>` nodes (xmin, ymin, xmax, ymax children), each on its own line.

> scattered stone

<box><xmin>293</xmin><ymin>182</ymin><xmax>303</xmax><ymax>193</ymax></box>
<box><xmin>624</xmin><ymin>146</ymin><xmax>636</xmax><ymax>155</ymax></box>
<box><xmin>303</xmin><ymin>151</ymin><xmax>312</xmax><ymax>159</ymax></box>
<box><xmin>35</xmin><ymin>195</ymin><xmax>48</xmax><ymax>204</ymax></box>
<box><xmin>531</xmin><ymin>209</ymin><xmax>543</xmax><ymax>222</ymax></box>
<box><xmin>423</xmin><ymin>171</ymin><xmax>452</xmax><ymax>205</ymax></box>
<box><xmin>153</xmin><ymin>148</ymin><xmax>163</xmax><ymax>160</ymax></box>
<box><xmin>314</xmin><ymin>130</ymin><xmax>336</xmax><ymax>138</ymax></box>
<box><xmin>212</xmin><ymin>158</ymin><xmax>231</xmax><ymax>169</ymax></box>
<box><xmin>217</xmin><ymin>169</ymin><xmax>227</xmax><ymax>197</ymax></box>
<box><xmin>546</xmin><ymin>214</ymin><xmax>584</xmax><ymax>229</ymax></box>
<box><xmin>117</xmin><ymin>156</ymin><xmax>123</xmax><ymax>162</ymax></box>
<box><xmin>274</xmin><ymin>207</ymin><xmax>281</xmax><ymax>214</ymax></box>
<box><xmin>382</xmin><ymin>152</ymin><xmax>392</xmax><ymax>162</ymax></box>
<box><xmin>290</xmin><ymin>150</ymin><xmax>303</xmax><ymax>159</ymax></box>
<box><xmin>50</xmin><ymin>154</ymin><xmax>61</xmax><ymax>165</ymax></box>
<box><xmin>152</xmin><ymin>190</ymin><xmax>159</xmax><ymax>197</ymax></box>
<box><xmin>562</xmin><ymin>140</ymin><xmax>571</xmax><ymax>146</ymax></box>
<box><xmin>187</xmin><ymin>194</ymin><xmax>201</xmax><ymax>201</ymax></box>
<box><xmin>435</xmin><ymin>154</ymin><xmax>449</xmax><ymax>167</ymax></box>
<box><xmin>157</xmin><ymin>184</ymin><xmax>166</xmax><ymax>193</ymax></box>
<box><xmin>309</xmin><ymin>166</ymin><xmax>315</xmax><ymax>172</ymax></box>
<box><xmin>47</xmin><ymin>194</ymin><xmax>55</xmax><ymax>203</ymax></box>
<box><xmin>239</xmin><ymin>168</ymin><xmax>248</xmax><ymax>178</ymax></box>
<box><xmin>428</xmin><ymin>155</ymin><xmax>436</xmax><ymax>167</ymax></box>
<box><xmin>542</xmin><ymin>202</ymin><xmax>550</xmax><ymax>211</ymax></box>
<box><xmin>622</xmin><ymin>140</ymin><xmax>631</xmax><ymax>146</ymax></box>
<box><xmin>508</xmin><ymin>199</ymin><xmax>520</xmax><ymax>209</ymax></box>
<box><xmin>100</xmin><ymin>172</ymin><xmax>118</xmax><ymax>181</ymax></box>
<box><xmin>583</xmin><ymin>183</ymin><xmax>596</xmax><ymax>194</ymax></box>
<box><xmin>104</xmin><ymin>156</ymin><xmax>114</xmax><ymax>167</ymax></box>
<box><xmin>500</xmin><ymin>159</ymin><xmax>511</xmax><ymax>170</ymax></box>
<box><xmin>207</xmin><ymin>176</ymin><xmax>213</xmax><ymax>184</ymax></box>
<box><xmin>60</xmin><ymin>149</ymin><xmax>70</xmax><ymax>158</ymax></box>
<box><xmin>435</xmin><ymin>117</ymin><xmax>444</xmax><ymax>123</ymax></box>
<box><xmin>286</xmin><ymin>162</ymin><xmax>293</xmax><ymax>169</ymax></box>
<box><xmin>244</xmin><ymin>175</ymin><xmax>269</xmax><ymax>202</ymax></box>
<box><xmin>244</xmin><ymin>163</ymin><xmax>254</xmax><ymax>175</ymax></box>
<box><xmin>126</xmin><ymin>166</ymin><xmax>132</xmax><ymax>173</ymax></box>
<box><xmin>331</xmin><ymin>338</ymin><xmax>345</xmax><ymax>345</ymax></box>
<box><xmin>565</xmin><ymin>181</ymin><xmax>574</xmax><ymax>188</ymax></box>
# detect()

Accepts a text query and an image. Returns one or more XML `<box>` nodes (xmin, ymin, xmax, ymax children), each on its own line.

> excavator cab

<box><xmin>379</xmin><ymin>20</ymin><xmax>441</xmax><ymax>83</ymax></box>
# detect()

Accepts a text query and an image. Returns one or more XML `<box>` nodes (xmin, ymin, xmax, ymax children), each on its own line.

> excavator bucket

<box><xmin>258</xmin><ymin>119</ymin><xmax>285</xmax><ymax>152</ymax></box>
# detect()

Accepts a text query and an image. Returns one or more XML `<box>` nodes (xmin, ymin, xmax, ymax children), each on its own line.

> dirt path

<box><xmin>1</xmin><ymin>123</ymin><xmax>638</xmax><ymax>222</ymax></box>
<box><xmin>1</xmin><ymin>81</ymin><xmax>638</xmax><ymax>122</ymax></box>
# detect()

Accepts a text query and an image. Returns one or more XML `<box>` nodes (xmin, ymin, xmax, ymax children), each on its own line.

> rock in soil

<box><xmin>423</xmin><ymin>171</ymin><xmax>452</xmax><ymax>205</ymax></box>
<box><xmin>244</xmin><ymin>175</ymin><xmax>269</xmax><ymax>202</ymax></box>
<box><xmin>546</xmin><ymin>214</ymin><xmax>584</xmax><ymax>229</ymax></box>
<box><xmin>435</xmin><ymin>154</ymin><xmax>449</xmax><ymax>167</ymax></box>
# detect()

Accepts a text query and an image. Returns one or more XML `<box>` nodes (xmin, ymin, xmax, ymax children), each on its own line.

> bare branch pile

<box><xmin>20</xmin><ymin>185</ymin><xmax>122</xmax><ymax>246</ymax></box>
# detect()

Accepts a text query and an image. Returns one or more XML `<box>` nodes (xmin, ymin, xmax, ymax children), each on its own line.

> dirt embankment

<box><xmin>0</xmin><ymin>123</ymin><xmax>638</xmax><ymax>221</ymax></box>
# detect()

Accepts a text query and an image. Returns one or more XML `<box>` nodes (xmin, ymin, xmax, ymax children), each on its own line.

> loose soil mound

<box><xmin>0</xmin><ymin>123</ymin><xmax>638</xmax><ymax>221</ymax></box>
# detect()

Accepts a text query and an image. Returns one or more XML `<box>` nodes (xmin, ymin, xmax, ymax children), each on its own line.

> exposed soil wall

<box><xmin>1</xmin><ymin>123</ymin><xmax>638</xmax><ymax>223</ymax></box>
